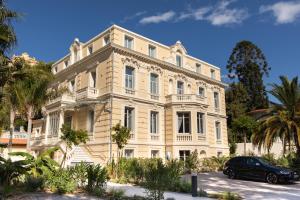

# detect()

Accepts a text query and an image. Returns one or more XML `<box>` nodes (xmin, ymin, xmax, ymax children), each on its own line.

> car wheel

<box><xmin>266</xmin><ymin>172</ymin><xmax>278</xmax><ymax>184</ymax></box>
<box><xmin>228</xmin><ymin>169</ymin><xmax>236</xmax><ymax>179</ymax></box>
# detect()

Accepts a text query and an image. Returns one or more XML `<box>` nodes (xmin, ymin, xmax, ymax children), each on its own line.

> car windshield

<box><xmin>257</xmin><ymin>158</ymin><xmax>272</xmax><ymax>166</ymax></box>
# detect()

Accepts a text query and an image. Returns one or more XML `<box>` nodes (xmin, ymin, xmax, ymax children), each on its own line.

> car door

<box><xmin>236</xmin><ymin>157</ymin><xmax>248</xmax><ymax>177</ymax></box>
<box><xmin>245</xmin><ymin>157</ymin><xmax>265</xmax><ymax>180</ymax></box>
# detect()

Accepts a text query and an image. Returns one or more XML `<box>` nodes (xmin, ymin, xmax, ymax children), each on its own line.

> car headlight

<box><xmin>279</xmin><ymin>170</ymin><xmax>290</xmax><ymax>175</ymax></box>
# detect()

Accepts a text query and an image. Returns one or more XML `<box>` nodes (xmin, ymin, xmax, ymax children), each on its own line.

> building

<box><xmin>0</xmin><ymin>128</ymin><xmax>27</xmax><ymax>161</ymax></box>
<box><xmin>30</xmin><ymin>25</ymin><xmax>229</xmax><ymax>165</ymax></box>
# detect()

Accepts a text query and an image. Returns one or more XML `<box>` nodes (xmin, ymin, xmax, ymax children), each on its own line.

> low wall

<box><xmin>236</xmin><ymin>142</ymin><xmax>284</xmax><ymax>158</ymax></box>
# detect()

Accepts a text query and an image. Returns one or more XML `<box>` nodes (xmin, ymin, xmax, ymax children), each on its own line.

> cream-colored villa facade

<box><xmin>30</xmin><ymin>25</ymin><xmax>229</xmax><ymax>165</ymax></box>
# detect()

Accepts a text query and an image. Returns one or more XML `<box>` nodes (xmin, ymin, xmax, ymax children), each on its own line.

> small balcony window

<box><xmin>150</xmin><ymin>73</ymin><xmax>159</xmax><ymax>95</ymax></box>
<box><xmin>197</xmin><ymin>112</ymin><xmax>205</xmax><ymax>134</ymax></box>
<box><xmin>177</xmin><ymin>81</ymin><xmax>184</xmax><ymax>95</ymax></box>
<box><xmin>125</xmin><ymin>66</ymin><xmax>134</xmax><ymax>90</ymax></box>
<box><xmin>177</xmin><ymin>112</ymin><xmax>190</xmax><ymax>134</ymax></box>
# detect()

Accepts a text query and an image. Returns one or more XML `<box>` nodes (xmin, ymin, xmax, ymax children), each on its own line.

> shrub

<box><xmin>68</xmin><ymin>162</ymin><xmax>88</xmax><ymax>187</ymax></box>
<box><xmin>24</xmin><ymin>176</ymin><xmax>44</xmax><ymax>192</ymax></box>
<box><xmin>169</xmin><ymin>180</ymin><xmax>191</xmax><ymax>193</ymax></box>
<box><xmin>86</xmin><ymin>164</ymin><xmax>109</xmax><ymax>192</ymax></box>
<box><xmin>143</xmin><ymin>159</ymin><xmax>171</xmax><ymax>200</ymax></box>
<box><xmin>45</xmin><ymin>170</ymin><xmax>76</xmax><ymax>194</ymax></box>
<box><xmin>93</xmin><ymin>187</ymin><xmax>106</xmax><ymax>197</ymax></box>
<box><xmin>107</xmin><ymin>188</ymin><xmax>125</xmax><ymax>200</ymax></box>
<box><xmin>185</xmin><ymin>150</ymin><xmax>199</xmax><ymax>173</ymax></box>
<box><xmin>261</xmin><ymin>154</ymin><xmax>277</xmax><ymax>165</ymax></box>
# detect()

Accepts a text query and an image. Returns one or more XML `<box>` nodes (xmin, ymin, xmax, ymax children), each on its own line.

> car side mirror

<box><xmin>255</xmin><ymin>162</ymin><xmax>260</xmax><ymax>166</ymax></box>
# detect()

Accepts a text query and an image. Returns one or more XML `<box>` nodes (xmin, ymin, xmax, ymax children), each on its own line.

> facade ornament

<box><xmin>196</xmin><ymin>80</ymin><xmax>208</xmax><ymax>88</ymax></box>
<box><xmin>146</xmin><ymin>65</ymin><xmax>163</xmax><ymax>75</ymax></box>
<box><xmin>174</xmin><ymin>73</ymin><xmax>188</xmax><ymax>82</ymax></box>
<box><xmin>121</xmin><ymin>56</ymin><xmax>141</xmax><ymax>69</ymax></box>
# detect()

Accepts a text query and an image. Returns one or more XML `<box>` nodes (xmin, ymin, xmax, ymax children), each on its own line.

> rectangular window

<box><xmin>198</xmin><ymin>87</ymin><xmax>205</xmax><ymax>97</ymax></box>
<box><xmin>88</xmin><ymin>46</ymin><xmax>93</xmax><ymax>55</ymax></box>
<box><xmin>177</xmin><ymin>81</ymin><xmax>184</xmax><ymax>95</ymax></box>
<box><xmin>177</xmin><ymin>112</ymin><xmax>190</xmax><ymax>134</ymax></box>
<box><xmin>179</xmin><ymin>150</ymin><xmax>190</xmax><ymax>161</ymax></box>
<box><xmin>87</xmin><ymin>110</ymin><xmax>94</xmax><ymax>134</ymax></box>
<box><xmin>148</xmin><ymin>45</ymin><xmax>156</xmax><ymax>58</ymax></box>
<box><xmin>216</xmin><ymin>121</ymin><xmax>221</xmax><ymax>141</ymax></box>
<box><xmin>197</xmin><ymin>112</ymin><xmax>205</xmax><ymax>134</ymax></box>
<box><xmin>150</xmin><ymin>73</ymin><xmax>159</xmax><ymax>95</ymax></box>
<box><xmin>90</xmin><ymin>71</ymin><xmax>96</xmax><ymax>88</ymax></box>
<box><xmin>196</xmin><ymin>63</ymin><xmax>201</xmax><ymax>73</ymax></box>
<box><xmin>125</xmin><ymin>66</ymin><xmax>134</xmax><ymax>89</ymax></box>
<box><xmin>151</xmin><ymin>150</ymin><xmax>159</xmax><ymax>158</ymax></box>
<box><xmin>150</xmin><ymin>111</ymin><xmax>158</xmax><ymax>134</ymax></box>
<box><xmin>211</xmin><ymin>69</ymin><xmax>215</xmax><ymax>79</ymax></box>
<box><xmin>53</xmin><ymin>66</ymin><xmax>58</xmax><ymax>73</ymax></box>
<box><xmin>176</xmin><ymin>55</ymin><xmax>182</xmax><ymax>67</ymax></box>
<box><xmin>124</xmin><ymin>149</ymin><xmax>134</xmax><ymax>158</ymax></box>
<box><xmin>49</xmin><ymin>112</ymin><xmax>59</xmax><ymax>136</ymax></box>
<box><xmin>124</xmin><ymin>35</ymin><xmax>134</xmax><ymax>49</ymax></box>
<box><xmin>104</xmin><ymin>35</ymin><xmax>110</xmax><ymax>45</ymax></box>
<box><xmin>214</xmin><ymin>92</ymin><xmax>219</xmax><ymax>109</ymax></box>
<box><xmin>124</xmin><ymin>107</ymin><xmax>134</xmax><ymax>131</ymax></box>
<box><xmin>64</xmin><ymin>60</ymin><xmax>69</xmax><ymax>68</ymax></box>
<box><xmin>74</xmin><ymin>49</ymin><xmax>79</xmax><ymax>62</ymax></box>
<box><xmin>64</xmin><ymin>115</ymin><xmax>72</xmax><ymax>128</ymax></box>
<box><xmin>69</xmin><ymin>79</ymin><xmax>75</xmax><ymax>93</ymax></box>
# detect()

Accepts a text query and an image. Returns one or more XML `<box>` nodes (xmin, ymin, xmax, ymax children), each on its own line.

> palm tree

<box><xmin>254</xmin><ymin>76</ymin><xmax>300</xmax><ymax>156</ymax></box>
<box><xmin>13</xmin><ymin>61</ymin><xmax>54</xmax><ymax>151</ymax></box>
<box><xmin>0</xmin><ymin>0</ymin><xmax>18</xmax><ymax>89</ymax></box>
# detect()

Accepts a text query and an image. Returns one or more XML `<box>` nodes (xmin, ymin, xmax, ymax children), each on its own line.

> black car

<box><xmin>223</xmin><ymin>156</ymin><xmax>299</xmax><ymax>184</ymax></box>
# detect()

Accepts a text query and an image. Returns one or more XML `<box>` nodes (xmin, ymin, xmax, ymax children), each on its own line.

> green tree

<box><xmin>226</xmin><ymin>40</ymin><xmax>270</xmax><ymax>111</ymax></box>
<box><xmin>0</xmin><ymin>0</ymin><xmax>18</xmax><ymax>91</ymax></box>
<box><xmin>13</xmin><ymin>61</ymin><xmax>54</xmax><ymax>151</ymax></box>
<box><xmin>253</xmin><ymin>76</ymin><xmax>300</xmax><ymax>156</ymax></box>
<box><xmin>112</xmin><ymin>123</ymin><xmax>131</xmax><ymax>160</ymax></box>
<box><xmin>232</xmin><ymin>115</ymin><xmax>258</xmax><ymax>155</ymax></box>
<box><xmin>60</xmin><ymin>124</ymin><xmax>89</xmax><ymax>168</ymax></box>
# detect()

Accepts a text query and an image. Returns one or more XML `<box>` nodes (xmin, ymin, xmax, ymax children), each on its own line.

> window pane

<box><xmin>216</xmin><ymin>122</ymin><xmax>221</xmax><ymax>140</ymax></box>
<box><xmin>178</xmin><ymin>113</ymin><xmax>184</xmax><ymax>133</ymax></box>
<box><xmin>150</xmin><ymin>111</ymin><xmax>158</xmax><ymax>133</ymax></box>
<box><xmin>197</xmin><ymin>113</ymin><xmax>204</xmax><ymax>134</ymax></box>
<box><xmin>177</xmin><ymin>81</ymin><xmax>184</xmax><ymax>94</ymax></box>
<box><xmin>125</xmin><ymin>67</ymin><xmax>134</xmax><ymax>89</ymax></box>
<box><xmin>150</xmin><ymin>74</ymin><xmax>158</xmax><ymax>94</ymax></box>
<box><xmin>184</xmin><ymin>114</ymin><xmax>190</xmax><ymax>133</ymax></box>
<box><xmin>176</xmin><ymin>55</ymin><xmax>182</xmax><ymax>67</ymax></box>
<box><xmin>214</xmin><ymin>92</ymin><xmax>219</xmax><ymax>108</ymax></box>
<box><xmin>125</xmin><ymin>107</ymin><xmax>134</xmax><ymax>130</ymax></box>
<box><xmin>199</xmin><ymin>87</ymin><xmax>204</xmax><ymax>97</ymax></box>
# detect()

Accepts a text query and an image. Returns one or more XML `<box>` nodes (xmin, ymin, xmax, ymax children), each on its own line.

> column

<box><xmin>44</xmin><ymin>113</ymin><xmax>50</xmax><ymax>145</ymax></box>
<box><xmin>58</xmin><ymin>109</ymin><xmax>64</xmax><ymax>137</ymax></box>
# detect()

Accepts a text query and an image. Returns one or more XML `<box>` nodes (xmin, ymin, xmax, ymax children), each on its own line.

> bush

<box><xmin>185</xmin><ymin>150</ymin><xmax>199</xmax><ymax>173</ymax></box>
<box><xmin>24</xmin><ymin>176</ymin><xmax>44</xmax><ymax>192</ymax></box>
<box><xmin>107</xmin><ymin>188</ymin><xmax>125</xmax><ymax>200</ymax></box>
<box><xmin>169</xmin><ymin>180</ymin><xmax>191</xmax><ymax>193</ymax></box>
<box><xmin>45</xmin><ymin>170</ymin><xmax>76</xmax><ymax>194</ymax></box>
<box><xmin>86</xmin><ymin>164</ymin><xmax>109</xmax><ymax>192</ymax></box>
<box><xmin>68</xmin><ymin>162</ymin><xmax>88</xmax><ymax>187</ymax></box>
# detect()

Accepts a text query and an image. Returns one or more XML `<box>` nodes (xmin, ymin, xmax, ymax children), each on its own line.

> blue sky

<box><xmin>7</xmin><ymin>0</ymin><xmax>300</xmax><ymax>100</ymax></box>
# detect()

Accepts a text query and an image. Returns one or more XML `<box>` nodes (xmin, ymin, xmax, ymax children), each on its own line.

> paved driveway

<box><xmin>194</xmin><ymin>172</ymin><xmax>300</xmax><ymax>200</ymax></box>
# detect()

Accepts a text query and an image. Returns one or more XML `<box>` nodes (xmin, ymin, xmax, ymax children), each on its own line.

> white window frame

<box><xmin>124</xmin><ymin>107</ymin><xmax>134</xmax><ymax>131</ymax></box>
<box><xmin>125</xmin><ymin>66</ymin><xmax>135</xmax><ymax>90</ymax></box>
<box><xmin>177</xmin><ymin>81</ymin><xmax>184</xmax><ymax>95</ymax></box>
<box><xmin>148</xmin><ymin>45</ymin><xmax>156</xmax><ymax>58</ymax></box>
<box><xmin>150</xmin><ymin>73</ymin><xmax>159</xmax><ymax>95</ymax></box>
<box><xmin>214</xmin><ymin>92</ymin><xmax>220</xmax><ymax>109</ymax></box>
<box><xmin>176</xmin><ymin>55</ymin><xmax>182</xmax><ymax>67</ymax></box>
<box><xmin>179</xmin><ymin>150</ymin><xmax>190</xmax><ymax>161</ymax></box>
<box><xmin>198</xmin><ymin>87</ymin><xmax>205</xmax><ymax>97</ymax></box>
<box><xmin>124</xmin><ymin>35</ymin><xmax>134</xmax><ymax>49</ymax></box>
<box><xmin>197</xmin><ymin>112</ymin><xmax>205</xmax><ymax>134</ymax></box>
<box><xmin>124</xmin><ymin>149</ymin><xmax>134</xmax><ymax>158</ymax></box>
<box><xmin>150</xmin><ymin>111</ymin><xmax>158</xmax><ymax>134</ymax></box>
<box><xmin>177</xmin><ymin>112</ymin><xmax>190</xmax><ymax>134</ymax></box>
<box><xmin>49</xmin><ymin>112</ymin><xmax>59</xmax><ymax>137</ymax></box>
<box><xmin>104</xmin><ymin>35</ymin><xmax>110</xmax><ymax>45</ymax></box>
<box><xmin>215</xmin><ymin>121</ymin><xmax>221</xmax><ymax>141</ymax></box>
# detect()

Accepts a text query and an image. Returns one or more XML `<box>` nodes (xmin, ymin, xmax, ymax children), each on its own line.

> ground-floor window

<box><xmin>151</xmin><ymin>150</ymin><xmax>159</xmax><ymax>158</ymax></box>
<box><xmin>49</xmin><ymin>112</ymin><xmax>59</xmax><ymax>136</ymax></box>
<box><xmin>179</xmin><ymin>150</ymin><xmax>190</xmax><ymax>161</ymax></box>
<box><xmin>124</xmin><ymin>149</ymin><xmax>134</xmax><ymax>158</ymax></box>
<box><xmin>217</xmin><ymin>151</ymin><xmax>223</xmax><ymax>157</ymax></box>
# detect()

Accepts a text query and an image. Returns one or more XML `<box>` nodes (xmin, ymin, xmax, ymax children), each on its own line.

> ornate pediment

<box><xmin>170</xmin><ymin>41</ymin><xmax>187</xmax><ymax>55</ymax></box>
<box><xmin>146</xmin><ymin>65</ymin><xmax>163</xmax><ymax>75</ymax></box>
<box><xmin>121</xmin><ymin>56</ymin><xmax>142</xmax><ymax>69</ymax></box>
<box><xmin>196</xmin><ymin>80</ymin><xmax>208</xmax><ymax>88</ymax></box>
<box><xmin>211</xmin><ymin>85</ymin><xmax>221</xmax><ymax>92</ymax></box>
<box><xmin>174</xmin><ymin>73</ymin><xmax>188</xmax><ymax>82</ymax></box>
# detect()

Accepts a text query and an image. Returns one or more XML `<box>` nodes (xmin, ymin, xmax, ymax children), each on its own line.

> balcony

<box><xmin>165</xmin><ymin>94</ymin><xmax>206</xmax><ymax>104</ymax></box>
<box><xmin>176</xmin><ymin>134</ymin><xmax>192</xmax><ymax>142</ymax></box>
<box><xmin>76</xmin><ymin>87</ymin><xmax>99</xmax><ymax>100</ymax></box>
<box><xmin>48</xmin><ymin>93</ymin><xmax>76</xmax><ymax>105</ymax></box>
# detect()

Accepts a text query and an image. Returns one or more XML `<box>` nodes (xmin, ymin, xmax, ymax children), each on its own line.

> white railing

<box><xmin>125</xmin><ymin>88</ymin><xmax>135</xmax><ymax>95</ymax></box>
<box><xmin>166</xmin><ymin>94</ymin><xmax>206</xmax><ymax>104</ymax></box>
<box><xmin>76</xmin><ymin>87</ymin><xmax>99</xmax><ymax>100</ymax></box>
<box><xmin>48</xmin><ymin>93</ymin><xmax>75</xmax><ymax>105</ymax></box>
<box><xmin>176</xmin><ymin>134</ymin><xmax>192</xmax><ymax>142</ymax></box>
<box><xmin>150</xmin><ymin>134</ymin><xmax>159</xmax><ymax>141</ymax></box>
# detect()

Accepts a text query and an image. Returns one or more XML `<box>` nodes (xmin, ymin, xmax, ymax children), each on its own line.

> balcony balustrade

<box><xmin>76</xmin><ymin>87</ymin><xmax>99</xmax><ymax>100</ymax></box>
<box><xmin>166</xmin><ymin>94</ymin><xmax>206</xmax><ymax>104</ymax></box>
<box><xmin>176</xmin><ymin>134</ymin><xmax>192</xmax><ymax>142</ymax></box>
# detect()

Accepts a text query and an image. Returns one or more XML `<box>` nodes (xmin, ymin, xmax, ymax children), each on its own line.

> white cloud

<box><xmin>260</xmin><ymin>1</ymin><xmax>300</xmax><ymax>24</ymax></box>
<box><xmin>206</xmin><ymin>0</ymin><xmax>248</xmax><ymax>26</ymax></box>
<box><xmin>139</xmin><ymin>11</ymin><xmax>176</xmax><ymax>24</ymax></box>
<box><xmin>121</xmin><ymin>11</ymin><xmax>147</xmax><ymax>23</ymax></box>
<box><xmin>178</xmin><ymin>7</ymin><xmax>211</xmax><ymax>21</ymax></box>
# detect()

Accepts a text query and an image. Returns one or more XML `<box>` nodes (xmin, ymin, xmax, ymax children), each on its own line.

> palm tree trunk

<box><xmin>293</xmin><ymin>132</ymin><xmax>300</xmax><ymax>156</ymax></box>
<box><xmin>8</xmin><ymin>108</ymin><xmax>15</xmax><ymax>154</ymax></box>
<box><xmin>283</xmin><ymin>137</ymin><xmax>286</xmax><ymax>155</ymax></box>
<box><xmin>26</xmin><ymin>105</ymin><xmax>33</xmax><ymax>151</ymax></box>
<box><xmin>243</xmin><ymin>132</ymin><xmax>247</xmax><ymax>155</ymax></box>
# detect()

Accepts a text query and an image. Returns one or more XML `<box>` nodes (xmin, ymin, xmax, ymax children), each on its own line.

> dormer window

<box><xmin>69</xmin><ymin>79</ymin><xmax>75</xmax><ymax>93</ymax></box>
<box><xmin>124</xmin><ymin>35</ymin><xmax>134</xmax><ymax>49</ymax></box>
<box><xmin>64</xmin><ymin>60</ymin><xmax>69</xmax><ymax>68</ymax></box>
<box><xmin>53</xmin><ymin>66</ymin><xmax>58</xmax><ymax>74</ymax></box>
<box><xmin>211</xmin><ymin>69</ymin><xmax>215</xmax><ymax>79</ymax></box>
<box><xmin>88</xmin><ymin>45</ymin><xmax>93</xmax><ymax>55</ymax></box>
<box><xmin>196</xmin><ymin>63</ymin><xmax>201</xmax><ymax>73</ymax></box>
<box><xmin>176</xmin><ymin>55</ymin><xmax>182</xmax><ymax>67</ymax></box>
<box><xmin>148</xmin><ymin>45</ymin><xmax>156</xmax><ymax>58</ymax></box>
<box><xmin>104</xmin><ymin>35</ymin><xmax>110</xmax><ymax>45</ymax></box>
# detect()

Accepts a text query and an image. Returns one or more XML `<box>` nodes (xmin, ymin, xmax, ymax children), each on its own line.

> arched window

<box><xmin>187</xmin><ymin>84</ymin><xmax>191</xmax><ymax>94</ymax></box>
<box><xmin>200</xmin><ymin>150</ymin><xmax>207</xmax><ymax>158</ymax></box>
